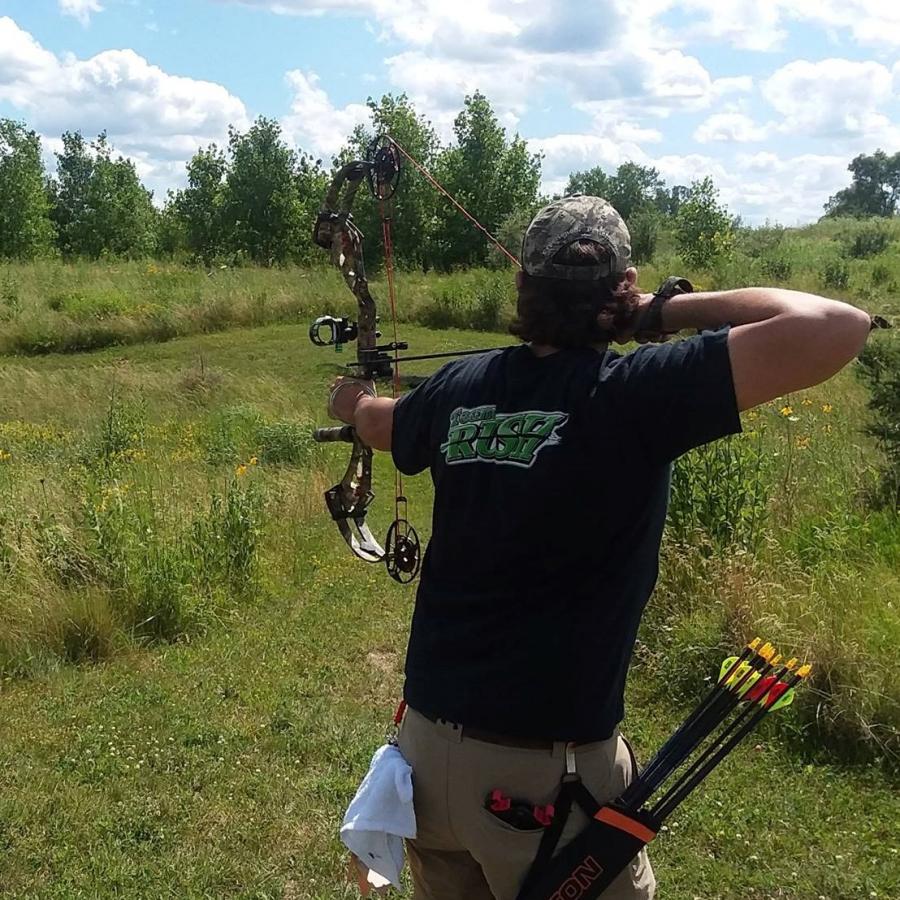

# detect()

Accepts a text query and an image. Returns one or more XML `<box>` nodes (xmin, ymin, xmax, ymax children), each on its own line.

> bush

<box><xmin>870</xmin><ymin>263</ymin><xmax>894</xmax><ymax>289</ymax></box>
<box><xmin>821</xmin><ymin>258</ymin><xmax>850</xmax><ymax>290</ymax></box>
<box><xmin>628</xmin><ymin>207</ymin><xmax>660</xmax><ymax>264</ymax></box>
<box><xmin>668</xmin><ymin>432</ymin><xmax>769</xmax><ymax>553</ymax></box>
<box><xmin>255</xmin><ymin>421</ymin><xmax>314</xmax><ymax>465</ymax></box>
<box><xmin>736</xmin><ymin>225</ymin><xmax>786</xmax><ymax>259</ymax></box>
<box><xmin>843</xmin><ymin>221</ymin><xmax>893</xmax><ymax>259</ymax></box>
<box><xmin>674</xmin><ymin>177</ymin><xmax>735</xmax><ymax>270</ymax></box>
<box><xmin>419</xmin><ymin>270</ymin><xmax>513</xmax><ymax>332</ymax></box>
<box><xmin>190</xmin><ymin>479</ymin><xmax>262</xmax><ymax>596</ymax></box>
<box><xmin>857</xmin><ymin>336</ymin><xmax>900</xmax><ymax>508</ymax></box>
<box><xmin>201</xmin><ymin>404</ymin><xmax>263</xmax><ymax>466</ymax></box>
<box><xmin>762</xmin><ymin>253</ymin><xmax>792</xmax><ymax>282</ymax></box>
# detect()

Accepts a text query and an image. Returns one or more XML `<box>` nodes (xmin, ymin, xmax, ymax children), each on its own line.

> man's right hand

<box><xmin>614</xmin><ymin>294</ymin><xmax>672</xmax><ymax>345</ymax></box>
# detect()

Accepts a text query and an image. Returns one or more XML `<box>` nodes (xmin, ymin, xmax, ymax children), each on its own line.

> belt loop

<box><xmin>565</xmin><ymin>742</ymin><xmax>577</xmax><ymax>775</ymax></box>
<box><xmin>438</xmin><ymin>718</ymin><xmax>464</xmax><ymax>744</ymax></box>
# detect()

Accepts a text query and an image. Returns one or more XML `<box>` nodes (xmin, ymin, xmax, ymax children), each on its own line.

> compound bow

<box><xmin>310</xmin><ymin>135</ymin><xmax>517</xmax><ymax>584</ymax></box>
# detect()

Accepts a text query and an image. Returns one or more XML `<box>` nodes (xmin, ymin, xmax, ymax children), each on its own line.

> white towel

<box><xmin>340</xmin><ymin>743</ymin><xmax>417</xmax><ymax>888</ymax></box>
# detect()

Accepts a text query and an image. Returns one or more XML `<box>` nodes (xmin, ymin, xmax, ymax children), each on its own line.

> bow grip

<box><xmin>314</xmin><ymin>425</ymin><xmax>356</xmax><ymax>443</ymax></box>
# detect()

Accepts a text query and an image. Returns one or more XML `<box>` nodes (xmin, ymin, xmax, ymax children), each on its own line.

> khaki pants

<box><xmin>397</xmin><ymin>708</ymin><xmax>656</xmax><ymax>900</ymax></box>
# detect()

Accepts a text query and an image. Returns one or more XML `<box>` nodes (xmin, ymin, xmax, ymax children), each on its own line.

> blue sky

<box><xmin>2</xmin><ymin>0</ymin><xmax>899</xmax><ymax>224</ymax></box>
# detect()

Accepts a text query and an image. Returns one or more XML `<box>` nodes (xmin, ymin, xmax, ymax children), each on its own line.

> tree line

<box><xmin>1</xmin><ymin>91</ymin><xmax>892</xmax><ymax>270</ymax></box>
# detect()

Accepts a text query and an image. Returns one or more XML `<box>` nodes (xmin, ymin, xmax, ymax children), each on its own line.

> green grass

<box><xmin>0</xmin><ymin>259</ymin><xmax>898</xmax><ymax>897</ymax></box>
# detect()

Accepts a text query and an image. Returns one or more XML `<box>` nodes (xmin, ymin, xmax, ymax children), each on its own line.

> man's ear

<box><xmin>624</xmin><ymin>266</ymin><xmax>638</xmax><ymax>286</ymax></box>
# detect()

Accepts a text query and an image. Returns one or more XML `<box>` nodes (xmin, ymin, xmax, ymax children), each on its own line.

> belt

<box><xmin>419</xmin><ymin>709</ymin><xmax>558</xmax><ymax>751</ymax></box>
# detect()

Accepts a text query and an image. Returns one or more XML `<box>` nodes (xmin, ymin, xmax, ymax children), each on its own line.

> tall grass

<box><xmin>0</xmin><ymin>380</ymin><xmax>322</xmax><ymax>674</ymax></box>
<box><xmin>0</xmin><ymin>243</ymin><xmax>898</xmax><ymax>766</ymax></box>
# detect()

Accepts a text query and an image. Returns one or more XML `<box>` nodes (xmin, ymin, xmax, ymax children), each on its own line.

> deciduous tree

<box><xmin>825</xmin><ymin>150</ymin><xmax>900</xmax><ymax>218</ymax></box>
<box><xmin>674</xmin><ymin>177</ymin><xmax>734</xmax><ymax>269</ymax></box>
<box><xmin>0</xmin><ymin>119</ymin><xmax>54</xmax><ymax>259</ymax></box>
<box><xmin>50</xmin><ymin>131</ymin><xmax>156</xmax><ymax>258</ymax></box>
<box><xmin>222</xmin><ymin>117</ymin><xmax>305</xmax><ymax>265</ymax></box>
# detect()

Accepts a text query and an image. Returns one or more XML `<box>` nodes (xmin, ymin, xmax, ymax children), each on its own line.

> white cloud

<box><xmin>676</xmin><ymin>0</ymin><xmax>900</xmax><ymax>49</ymax></box>
<box><xmin>219</xmin><ymin>1</ymin><xmax>722</xmax><ymax>127</ymax></box>
<box><xmin>0</xmin><ymin>17</ymin><xmax>248</xmax><ymax>197</ymax></box>
<box><xmin>729</xmin><ymin>152</ymin><xmax>849</xmax><ymax>223</ymax></box>
<box><xmin>762</xmin><ymin>58</ymin><xmax>898</xmax><ymax>142</ymax></box>
<box><xmin>58</xmin><ymin>0</ymin><xmax>104</xmax><ymax>26</ymax></box>
<box><xmin>529</xmin><ymin>133</ymin><xmax>652</xmax><ymax>198</ymax></box>
<box><xmin>695</xmin><ymin>113</ymin><xmax>768</xmax><ymax>143</ymax></box>
<box><xmin>680</xmin><ymin>0</ymin><xmax>786</xmax><ymax>50</ymax></box>
<box><xmin>649</xmin><ymin>149</ymin><xmax>850</xmax><ymax>224</ymax></box>
<box><xmin>281</xmin><ymin>70</ymin><xmax>370</xmax><ymax>159</ymax></box>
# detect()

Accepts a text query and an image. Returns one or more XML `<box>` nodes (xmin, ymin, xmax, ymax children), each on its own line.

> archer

<box><xmin>326</xmin><ymin>192</ymin><xmax>872</xmax><ymax>899</ymax></box>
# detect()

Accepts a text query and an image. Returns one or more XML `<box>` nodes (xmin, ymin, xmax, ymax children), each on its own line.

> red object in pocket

<box><xmin>489</xmin><ymin>789</ymin><xmax>512</xmax><ymax>813</ymax></box>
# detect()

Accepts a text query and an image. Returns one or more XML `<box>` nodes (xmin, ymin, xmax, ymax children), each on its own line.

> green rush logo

<box><xmin>440</xmin><ymin>406</ymin><xmax>569</xmax><ymax>469</ymax></box>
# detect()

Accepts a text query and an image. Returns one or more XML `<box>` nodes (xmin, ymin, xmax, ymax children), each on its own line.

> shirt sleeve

<box><xmin>600</xmin><ymin>327</ymin><xmax>742</xmax><ymax>465</ymax></box>
<box><xmin>391</xmin><ymin>365</ymin><xmax>454</xmax><ymax>476</ymax></box>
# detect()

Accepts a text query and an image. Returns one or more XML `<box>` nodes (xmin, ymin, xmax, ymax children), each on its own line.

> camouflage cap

<box><xmin>521</xmin><ymin>195</ymin><xmax>631</xmax><ymax>281</ymax></box>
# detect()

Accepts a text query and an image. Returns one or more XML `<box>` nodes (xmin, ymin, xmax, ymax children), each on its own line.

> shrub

<box><xmin>843</xmin><ymin>221</ymin><xmax>893</xmax><ymax>259</ymax></box>
<box><xmin>628</xmin><ymin>207</ymin><xmax>660</xmax><ymax>264</ymax></box>
<box><xmin>130</xmin><ymin>542</ymin><xmax>188</xmax><ymax>642</ymax></box>
<box><xmin>86</xmin><ymin>391</ymin><xmax>147</xmax><ymax>470</ymax></box>
<box><xmin>736</xmin><ymin>224</ymin><xmax>787</xmax><ymax>263</ymax></box>
<box><xmin>190</xmin><ymin>479</ymin><xmax>262</xmax><ymax>595</ymax></box>
<box><xmin>419</xmin><ymin>270</ymin><xmax>513</xmax><ymax>332</ymax></box>
<box><xmin>857</xmin><ymin>336</ymin><xmax>900</xmax><ymax>508</ymax></box>
<box><xmin>255</xmin><ymin>421</ymin><xmax>314</xmax><ymax>465</ymax></box>
<box><xmin>1</xmin><ymin>271</ymin><xmax>21</xmax><ymax>317</ymax></box>
<box><xmin>668</xmin><ymin>431</ymin><xmax>769</xmax><ymax>553</ymax></box>
<box><xmin>49</xmin><ymin>290</ymin><xmax>129</xmax><ymax>321</ymax></box>
<box><xmin>870</xmin><ymin>263</ymin><xmax>893</xmax><ymax>288</ymax></box>
<box><xmin>762</xmin><ymin>254</ymin><xmax>792</xmax><ymax>282</ymax></box>
<box><xmin>201</xmin><ymin>404</ymin><xmax>263</xmax><ymax>466</ymax></box>
<box><xmin>821</xmin><ymin>259</ymin><xmax>850</xmax><ymax>290</ymax></box>
<box><xmin>674</xmin><ymin>177</ymin><xmax>735</xmax><ymax>269</ymax></box>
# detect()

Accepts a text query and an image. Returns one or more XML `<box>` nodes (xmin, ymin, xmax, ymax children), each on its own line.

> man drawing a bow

<box><xmin>328</xmin><ymin>195</ymin><xmax>872</xmax><ymax>899</ymax></box>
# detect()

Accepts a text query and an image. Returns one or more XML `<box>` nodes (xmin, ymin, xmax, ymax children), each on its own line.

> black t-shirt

<box><xmin>392</xmin><ymin>329</ymin><xmax>741</xmax><ymax>742</ymax></box>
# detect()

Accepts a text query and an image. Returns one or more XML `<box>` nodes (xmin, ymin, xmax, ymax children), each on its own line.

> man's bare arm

<box><xmin>353</xmin><ymin>395</ymin><xmax>396</xmax><ymax>451</ymax></box>
<box><xmin>655</xmin><ymin>288</ymin><xmax>872</xmax><ymax>411</ymax></box>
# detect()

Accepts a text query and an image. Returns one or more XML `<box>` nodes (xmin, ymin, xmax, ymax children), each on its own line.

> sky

<box><xmin>1</xmin><ymin>0</ymin><xmax>899</xmax><ymax>225</ymax></box>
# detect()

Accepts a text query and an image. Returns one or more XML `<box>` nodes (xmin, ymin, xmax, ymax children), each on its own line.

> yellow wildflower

<box><xmin>796</xmin><ymin>436</ymin><xmax>811</xmax><ymax>450</ymax></box>
<box><xmin>236</xmin><ymin>464</ymin><xmax>248</xmax><ymax>477</ymax></box>
<box><xmin>823</xmin><ymin>424</ymin><xmax>833</xmax><ymax>435</ymax></box>
<box><xmin>801</xmin><ymin>398</ymin><xmax>813</xmax><ymax>407</ymax></box>
<box><xmin>780</xmin><ymin>406</ymin><xmax>793</xmax><ymax>417</ymax></box>
<box><xmin>249</xmin><ymin>456</ymin><xmax>258</xmax><ymax>466</ymax></box>
<box><xmin>822</xmin><ymin>403</ymin><xmax>833</xmax><ymax>414</ymax></box>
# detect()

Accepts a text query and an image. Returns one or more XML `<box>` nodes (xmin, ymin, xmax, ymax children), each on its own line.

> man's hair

<box><xmin>509</xmin><ymin>240</ymin><xmax>639</xmax><ymax>348</ymax></box>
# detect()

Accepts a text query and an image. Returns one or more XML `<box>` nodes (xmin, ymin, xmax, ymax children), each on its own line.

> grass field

<box><xmin>0</xmin><ymin>247</ymin><xmax>899</xmax><ymax>897</ymax></box>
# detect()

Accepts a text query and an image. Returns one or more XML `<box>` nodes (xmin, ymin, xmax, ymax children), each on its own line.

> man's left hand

<box><xmin>328</xmin><ymin>377</ymin><xmax>376</xmax><ymax>425</ymax></box>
